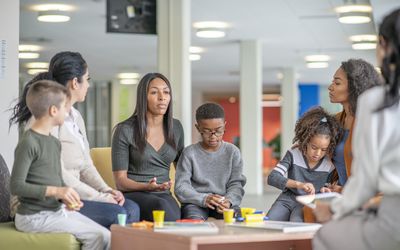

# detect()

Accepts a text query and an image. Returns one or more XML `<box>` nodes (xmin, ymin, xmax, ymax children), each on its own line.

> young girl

<box><xmin>267</xmin><ymin>107</ymin><xmax>342</xmax><ymax>222</ymax></box>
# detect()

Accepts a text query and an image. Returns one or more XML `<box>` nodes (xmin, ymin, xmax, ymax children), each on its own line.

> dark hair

<box><xmin>195</xmin><ymin>102</ymin><xmax>225</xmax><ymax>121</ymax></box>
<box><xmin>340</xmin><ymin>59</ymin><xmax>381</xmax><ymax>115</ymax></box>
<box><xmin>26</xmin><ymin>80</ymin><xmax>69</xmax><ymax>119</ymax></box>
<box><xmin>377</xmin><ymin>9</ymin><xmax>400</xmax><ymax>110</ymax></box>
<box><xmin>9</xmin><ymin>51</ymin><xmax>87</xmax><ymax>127</ymax></box>
<box><xmin>293</xmin><ymin>107</ymin><xmax>342</xmax><ymax>158</ymax></box>
<box><xmin>126</xmin><ymin>72</ymin><xmax>175</xmax><ymax>152</ymax></box>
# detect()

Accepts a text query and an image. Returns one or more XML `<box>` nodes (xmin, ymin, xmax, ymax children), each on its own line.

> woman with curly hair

<box><xmin>328</xmin><ymin>59</ymin><xmax>380</xmax><ymax>188</ymax></box>
<box><xmin>267</xmin><ymin>107</ymin><xmax>342</xmax><ymax>222</ymax></box>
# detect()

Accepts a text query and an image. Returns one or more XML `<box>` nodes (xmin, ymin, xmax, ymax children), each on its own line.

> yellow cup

<box><xmin>223</xmin><ymin>209</ymin><xmax>235</xmax><ymax>223</ymax></box>
<box><xmin>153</xmin><ymin>210</ymin><xmax>165</xmax><ymax>226</ymax></box>
<box><xmin>241</xmin><ymin>207</ymin><xmax>256</xmax><ymax>217</ymax></box>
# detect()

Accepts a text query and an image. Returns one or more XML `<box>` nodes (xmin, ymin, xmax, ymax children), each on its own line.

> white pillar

<box><xmin>0</xmin><ymin>0</ymin><xmax>19</xmax><ymax>170</ymax></box>
<box><xmin>280</xmin><ymin>68</ymin><xmax>298</xmax><ymax>157</ymax></box>
<box><xmin>157</xmin><ymin>0</ymin><xmax>191</xmax><ymax>145</ymax></box>
<box><xmin>240</xmin><ymin>40</ymin><xmax>263</xmax><ymax>195</ymax></box>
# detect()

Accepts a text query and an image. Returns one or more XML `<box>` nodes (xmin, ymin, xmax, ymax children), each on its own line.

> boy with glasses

<box><xmin>175</xmin><ymin>103</ymin><xmax>246</xmax><ymax>220</ymax></box>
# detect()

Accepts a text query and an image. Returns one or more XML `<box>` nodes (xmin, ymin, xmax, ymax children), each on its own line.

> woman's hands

<box><xmin>108</xmin><ymin>189</ymin><xmax>125</xmax><ymax>205</ymax></box>
<box><xmin>146</xmin><ymin>177</ymin><xmax>172</xmax><ymax>192</ymax></box>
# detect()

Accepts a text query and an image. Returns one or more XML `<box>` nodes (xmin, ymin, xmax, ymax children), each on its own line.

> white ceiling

<box><xmin>19</xmin><ymin>0</ymin><xmax>400</xmax><ymax>91</ymax></box>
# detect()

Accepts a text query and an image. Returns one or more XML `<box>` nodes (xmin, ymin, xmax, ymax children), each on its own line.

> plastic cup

<box><xmin>223</xmin><ymin>209</ymin><xmax>235</xmax><ymax>223</ymax></box>
<box><xmin>153</xmin><ymin>210</ymin><xmax>165</xmax><ymax>226</ymax></box>
<box><xmin>117</xmin><ymin>213</ymin><xmax>127</xmax><ymax>226</ymax></box>
<box><xmin>240</xmin><ymin>207</ymin><xmax>256</xmax><ymax>217</ymax></box>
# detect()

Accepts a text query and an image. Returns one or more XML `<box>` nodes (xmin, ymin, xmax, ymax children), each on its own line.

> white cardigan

<box><xmin>27</xmin><ymin>107</ymin><xmax>114</xmax><ymax>203</ymax></box>
<box><xmin>331</xmin><ymin>86</ymin><xmax>400</xmax><ymax>219</ymax></box>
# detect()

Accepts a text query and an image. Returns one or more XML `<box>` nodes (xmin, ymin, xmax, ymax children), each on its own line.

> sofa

<box><xmin>0</xmin><ymin>154</ymin><xmax>80</xmax><ymax>250</ymax></box>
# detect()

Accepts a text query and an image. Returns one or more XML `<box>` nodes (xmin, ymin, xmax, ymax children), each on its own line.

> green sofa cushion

<box><xmin>0</xmin><ymin>222</ymin><xmax>80</xmax><ymax>250</ymax></box>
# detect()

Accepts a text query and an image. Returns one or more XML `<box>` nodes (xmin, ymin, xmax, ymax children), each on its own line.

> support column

<box><xmin>280</xmin><ymin>68</ymin><xmax>298</xmax><ymax>157</ymax></box>
<box><xmin>0</xmin><ymin>0</ymin><xmax>19</xmax><ymax>170</ymax></box>
<box><xmin>157</xmin><ymin>0</ymin><xmax>191</xmax><ymax>145</ymax></box>
<box><xmin>240</xmin><ymin>40</ymin><xmax>263</xmax><ymax>195</ymax></box>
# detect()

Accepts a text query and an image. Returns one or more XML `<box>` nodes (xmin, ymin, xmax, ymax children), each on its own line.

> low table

<box><xmin>111</xmin><ymin>221</ymin><xmax>314</xmax><ymax>250</ymax></box>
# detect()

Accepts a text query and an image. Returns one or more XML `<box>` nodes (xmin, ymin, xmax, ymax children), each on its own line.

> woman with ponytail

<box><xmin>313</xmin><ymin>9</ymin><xmax>400</xmax><ymax>250</ymax></box>
<box><xmin>10</xmin><ymin>51</ymin><xmax>140</xmax><ymax>229</ymax></box>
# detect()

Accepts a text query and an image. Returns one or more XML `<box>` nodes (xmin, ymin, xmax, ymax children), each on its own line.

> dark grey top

<box><xmin>10</xmin><ymin>129</ymin><xmax>64</xmax><ymax>215</ymax></box>
<box><xmin>175</xmin><ymin>141</ymin><xmax>246</xmax><ymax>207</ymax></box>
<box><xmin>112</xmin><ymin>118</ymin><xmax>184</xmax><ymax>187</ymax></box>
<box><xmin>268</xmin><ymin>147</ymin><xmax>335</xmax><ymax>196</ymax></box>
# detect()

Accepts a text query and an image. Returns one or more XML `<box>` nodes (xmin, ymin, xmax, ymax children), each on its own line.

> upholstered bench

<box><xmin>0</xmin><ymin>154</ymin><xmax>80</xmax><ymax>250</ymax></box>
<box><xmin>0</xmin><ymin>222</ymin><xmax>80</xmax><ymax>250</ymax></box>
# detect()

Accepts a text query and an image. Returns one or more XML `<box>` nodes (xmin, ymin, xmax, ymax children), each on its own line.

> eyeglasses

<box><xmin>199</xmin><ymin>129</ymin><xmax>225</xmax><ymax>137</ymax></box>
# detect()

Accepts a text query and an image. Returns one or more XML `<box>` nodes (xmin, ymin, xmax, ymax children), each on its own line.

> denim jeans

<box><xmin>79</xmin><ymin>199</ymin><xmax>140</xmax><ymax>229</ymax></box>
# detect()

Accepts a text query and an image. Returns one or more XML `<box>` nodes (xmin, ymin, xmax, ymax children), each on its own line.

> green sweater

<box><xmin>10</xmin><ymin>129</ymin><xmax>64</xmax><ymax>215</ymax></box>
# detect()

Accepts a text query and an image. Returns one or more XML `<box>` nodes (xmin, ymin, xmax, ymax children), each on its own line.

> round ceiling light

<box><xmin>19</xmin><ymin>52</ymin><xmax>40</xmax><ymax>59</ymax></box>
<box><xmin>352</xmin><ymin>41</ymin><xmax>376</xmax><ymax>50</ymax></box>
<box><xmin>306</xmin><ymin>62</ymin><xmax>329</xmax><ymax>69</ymax></box>
<box><xmin>304</xmin><ymin>55</ymin><xmax>331</xmax><ymax>62</ymax></box>
<box><xmin>117</xmin><ymin>72</ymin><xmax>140</xmax><ymax>79</ymax></box>
<box><xmin>25</xmin><ymin>62</ymin><xmax>49</xmax><ymax>69</ymax></box>
<box><xmin>120</xmin><ymin>79</ymin><xmax>139</xmax><ymax>85</ymax></box>
<box><xmin>335</xmin><ymin>4</ymin><xmax>372</xmax><ymax>24</ymax></box>
<box><xmin>38</xmin><ymin>10</ymin><xmax>71</xmax><ymax>22</ymax></box>
<box><xmin>196</xmin><ymin>28</ymin><xmax>226</xmax><ymax>38</ymax></box>
<box><xmin>27</xmin><ymin>68</ymin><xmax>48</xmax><ymax>75</ymax></box>
<box><xmin>189</xmin><ymin>54</ymin><xmax>201</xmax><ymax>61</ymax></box>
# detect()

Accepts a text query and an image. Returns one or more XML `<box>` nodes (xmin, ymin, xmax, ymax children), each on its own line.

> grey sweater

<box><xmin>175</xmin><ymin>141</ymin><xmax>246</xmax><ymax>207</ymax></box>
<box><xmin>112</xmin><ymin>118</ymin><xmax>184</xmax><ymax>186</ymax></box>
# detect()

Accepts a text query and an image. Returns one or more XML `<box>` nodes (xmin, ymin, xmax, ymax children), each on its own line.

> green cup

<box><xmin>118</xmin><ymin>213</ymin><xmax>127</xmax><ymax>226</ymax></box>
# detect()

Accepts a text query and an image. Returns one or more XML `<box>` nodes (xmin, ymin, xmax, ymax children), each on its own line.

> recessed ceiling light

<box><xmin>31</xmin><ymin>4</ymin><xmax>75</xmax><ymax>11</ymax></box>
<box><xmin>19</xmin><ymin>52</ymin><xmax>40</xmax><ymax>59</ymax></box>
<box><xmin>27</xmin><ymin>68</ymin><xmax>47</xmax><ymax>75</ymax></box>
<box><xmin>189</xmin><ymin>46</ymin><xmax>204</xmax><ymax>53</ymax></box>
<box><xmin>25</xmin><ymin>62</ymin><xmax>49</xmax><ymax>69</ymax></box>
<box><xmin>38</xmin><ymin>10</ymin><xmax>71</xmax><ymax>22</ymax></box>
<box><xmin>192</xmin><ymin>21</ymin><xmax>229</xmax><ymax>29</ymax></box>
<box><xmin>306</xmin><ymin>62</ymin><xmax>329</xmax><ymax>69</ymax></box>
<box><xmin>338</xmin><ymin>12</ymin><xmax>371</xmax><ymax>24</ymax></box>
<box><xmin>335</xmin><ymin>4</ymin><xmax>372</xmax><ymax>13</ymax></box>
<box><xmin>117</xmin><ymin>72</ymin><xmax>140</xmax><ymax>79</ymax></box>
<box><xmin>335</xmin><ymin>4</ymin><xmax>372</xmax><ymax>24</ymax></box>
<box><xmin>349</xmin><ymin>34</ymin><xmax>377</xmax><ymax>42</ymax></box>
<box><xmin>196</xmin><ymin>28</ymin><xmax>226</xmax><ymax>38</ymax></box>
<box><xmin>304</xmin><ymin>55</ymin><xmax>330</xmax><ymax>62</ymax></box>
<box><xmin>352</xmin><ymin>41</ymin><xmax>376</xmax><ymax>50</ymax></box>
<box><xmin>19</xmin><ymin>44</ymin><xmax>41</xmax><ymax>52</ymax></box>
<box><xmin>120</xmin><ymin>78</ymin><xmax>138</xmax><ymax>85</ymax></box>
<box><xmin>189</xmin><ymin>54</ymin><xmax>201</xmax><ymax>61</ymax></box>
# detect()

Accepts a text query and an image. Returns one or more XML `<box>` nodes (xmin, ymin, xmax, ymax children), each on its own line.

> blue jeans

<box><xmin>79</xmin><ymin>199</ymin><xmax>140</xmax><ymax>229</ymax></box>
